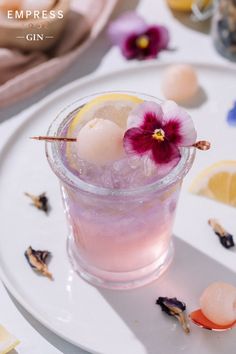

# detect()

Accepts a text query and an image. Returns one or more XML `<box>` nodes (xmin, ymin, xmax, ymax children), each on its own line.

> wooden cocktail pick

<box><xmin>31</xmin><ymin>136</ymin><xmax>77</xmax><ymax>142</ymax></box>
<box><xmin>31</xmin><ymin>136</ymin><xmax>211</xmax><ymax>150</ymax></box>
<box><xmin>189</xmin><ymin>309</ymin><xmax>236</xmax><ymax>331</ymax></box>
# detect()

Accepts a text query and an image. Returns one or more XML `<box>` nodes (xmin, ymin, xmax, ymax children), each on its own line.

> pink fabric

<box><xmin>0</xmin><ymin>0</ymin><xmax>117</xmax><ymax>107</ymax></box>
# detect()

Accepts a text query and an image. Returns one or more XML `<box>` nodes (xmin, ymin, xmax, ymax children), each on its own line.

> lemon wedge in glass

<box><xmin>66</xmin><ymin>93</ymin><xmax>143</xmax><ymax>170</ymax></box>
<box><xmin>68</xmin><ymin>93</ymin><xmax>143</xmax><ymax>134</ymax></box>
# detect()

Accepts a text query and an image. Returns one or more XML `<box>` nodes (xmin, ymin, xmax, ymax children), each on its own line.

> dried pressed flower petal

<box><xmin>208</xmin><ymin>219</ymin><xmax>235</xmax><ymax>249</ymax></box>
<box><xmin>25</xmin><ymin>192</ymin><xmax>49</xmax><ymax>213</ymax></box>
<box><xmin>25</xmin><ymin>246</ymin><xmax>53</xmax><ymax>280</ymax></box>
<box><xmin>156</xmin><ymin>297</ymin><xmax>190</xmax><ymax>333</ymax></box>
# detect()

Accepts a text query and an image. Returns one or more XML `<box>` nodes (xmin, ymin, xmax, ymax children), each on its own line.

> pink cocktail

<box><xmin>46</xmin><ymin>92</ymin><xmax>195</xmax><ymax>289</ymax></box>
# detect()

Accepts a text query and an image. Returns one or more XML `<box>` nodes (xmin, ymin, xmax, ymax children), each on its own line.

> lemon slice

<box><xmin>167</xmin><ymin>0</ymin><xmax>211</xmax><ymax>11</ymax></box>
<box><xmin>0</xmin><ymin>325</ymin><xmax>20</xmax><ymax>354</ymax></box>
<box><xmin>189</xmin><ymin>160</ymin><xmax>236</xmax><ymax>207</ymax></box>
<box><xmin>66</xmin><ymin>93</ymin><xmax>143</xmax><ymax>170</ymax></box>
<box><xmin>68</xmin><ymin>93</ymin><xmax>143</xmax><ymax>135</ymax></box>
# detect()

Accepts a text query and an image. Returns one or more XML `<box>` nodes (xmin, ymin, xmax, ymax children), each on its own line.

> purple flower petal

<box><xmin>143</xmin><ymin>27</ymin><xmax>161</xmax><ymax>58</ymax></box>
<box><xmin>107</xmin><ymin>11</ymin><xmax>148</xmax><ymax>45</ymax></box>
<box><xmin>156</xmin><ymin>25</ymin><xmax>170</xmax><ymax>50</ymax></box>
<box><xmin>143</xmin><ymin>26</ymin><xmax>170</xmax><ymax>57</ymax></box>
<box><xmin>121</xmin><ymin>25</ymin><xmax>169</xmax><ymax>60</ymax></box>
<box><xmin>156</xmin><ymin>155</ymin><xmax>181</xmax><ymax>177</ymax></box>
<box><xmin>123</xmin><ymin>127</ymin><xmax>153</xmax><ymax>155</ymax></box>
<box><xmin>108</xmin><ymin>11</ymin><xmax>170</xmax><ymax>61</ymax></box>
<box><xmin>152</xmin><ymin>140</ymin><xmax>181</xmax><ymax>165</ymax></box>
<box><xmin>162</xmin><ymin>100</ymin><xmax>197</xmax><ymax>146</ymax></box>
<box><xmin>127</xmin><ymin>101</ymin><xmax>163</xmax><ymax>130</ymax></box>
<box><xmin>227</xmin><ymin>102</ymin><xmax>236</xmax><ymax>126</ymax></box>
<box><xmin>121</xmin><ymin>34</ymin><xmax>140</xmax><ymax>59</ymax></box>
<box><xmin>163</xmin><ymin>119</ymin><xmax>182</xmax><ymax>145</ymax></box>
<box><xmin>123</xmin><ymin>100</ymin><xmax>194</xmax><ymax>172</ymax></box>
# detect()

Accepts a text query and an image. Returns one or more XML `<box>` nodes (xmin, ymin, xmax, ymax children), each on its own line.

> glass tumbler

<box><xmin>211</xmin><ymin>0</ymin><xmax>236</xmax><ymax>61</ymax></box>
<box><xmin>46</xmin><ymin>92</ymin><xmax>195</xmax><ymax>290</ymax></box>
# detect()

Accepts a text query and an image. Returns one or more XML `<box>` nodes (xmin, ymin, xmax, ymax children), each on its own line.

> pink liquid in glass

<box><xmin>46</xmin><ymin>92</ymin><xmax>195</xmax><ymax>289</ymax></box>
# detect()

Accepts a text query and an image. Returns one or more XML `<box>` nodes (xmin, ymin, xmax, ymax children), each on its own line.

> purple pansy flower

<box><xmin>124</xmin><ymin>101</ymin><xmax>197</xmax><ymax>174</ymax></box>
<box><xmin>108</xmin><ymin>12</ymin><xmax>169</xmax><ymax>60</ymax></box>
<box><xmin>227</xmin><ymin>102</ymin><xmax>236</xmax><ymax>126</ymax></box>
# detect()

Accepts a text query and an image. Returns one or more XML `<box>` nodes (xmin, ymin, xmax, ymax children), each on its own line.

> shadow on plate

<box><xmin>181</xmin><ymin>86</ymin><xmax>208</xmax><ymax>109</ymax></box>
<box><xmin>97</xmin><ymin>237</ymin><xmax>236</xmax><ymax>354</ymax></box>
<box><xmin>6</xmin><ymin>291</ymin><xmax>89</xmax><ymax>354</ymax></box>
<box><xmin>6</xmin><ymin>237</ymin><xmax>236</xmax><ymax>354</ymax></box>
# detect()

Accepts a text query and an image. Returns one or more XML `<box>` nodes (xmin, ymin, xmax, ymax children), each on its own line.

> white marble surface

<box><xmin>0</xmin><ymin>1</ymin><xmax>235</xmax><ymax>353</ymax></box>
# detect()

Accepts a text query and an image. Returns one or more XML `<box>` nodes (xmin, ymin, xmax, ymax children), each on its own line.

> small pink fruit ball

<box><xmin>200</xmin><ymin>282</ymin><xmax>236</xmax><ymax>325</ymax></box>
<box><xmin>77</xmin><ymin>118</ymin><xmax>124</xmax><ymax>165</ymax></box>
<box><xmin>162</xmin><ymin>64</ymin><xmax>199</xmax><ymax>103</ymax></box>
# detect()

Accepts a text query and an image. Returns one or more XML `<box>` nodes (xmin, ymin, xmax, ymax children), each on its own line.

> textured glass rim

<box><xmin>46</xmin><ymin>91</ymin><xmax>196</xmax><ymax>197</ymax></box>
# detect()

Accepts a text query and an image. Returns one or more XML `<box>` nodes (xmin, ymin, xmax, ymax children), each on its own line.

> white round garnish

<box><xmin>77</xmin><ymin>118</ymin><xmax>124</xmax><ymax>165</ymax></box>
<box><xmin>162</xmin><ymin>64</ymin><xmax>199</xmax><ymax>103</ymax></box>
<box><xmin>200</xmin><ymin>282</ymin><xmax>236</xmax><ymax>325</ymax></box>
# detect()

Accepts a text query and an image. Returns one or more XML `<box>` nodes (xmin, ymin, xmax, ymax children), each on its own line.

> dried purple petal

<box><xmin>25</xmin><ymin>246</ymin><xmax>53</xmax><ymax>280</ymax></box>
<box><xmin>156</xmin><ymin>297</ymin><xmax>190</xmax><ymax>333</ymax></box>
<box><xmin>219</xmin><ymin>234</ymin><xmax>234</xmax><ymax>249</ymax></box>
<box><xmin>208</xmin><ymin>219</ymin><xmax>235</xmax><ymax>249</ymax></box>
<box><xmin>25</xmin><ymin>192</ymin><xmax>49</xmax><ymax>213</ymax></box>
<box><xmin>227</xmin><ymin>102</ymin><xmax>236</xmax><ymax>126</ymax></box>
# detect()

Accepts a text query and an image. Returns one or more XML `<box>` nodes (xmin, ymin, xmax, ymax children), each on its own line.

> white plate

<box><xmin>0</xmin><ymin>62</ymin><xmax>236</xmax><ymax>354</ymax></box>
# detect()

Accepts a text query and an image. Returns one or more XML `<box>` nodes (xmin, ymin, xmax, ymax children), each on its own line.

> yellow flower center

<box><xmin>136</xmin><ymin>35</ymin><xmax>150</xmax><ymax>49</ymax></box>
<box><xmin>152</xmin><ymin>128</ymin><xmax>165</xmax><ymax>141</ymax></box>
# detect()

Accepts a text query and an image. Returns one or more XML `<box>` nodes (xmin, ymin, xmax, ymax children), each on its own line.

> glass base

<box><xmin>67</xmin><ymin>235</ymin><xmax>174</xmax><ymax>290</ymax></box>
